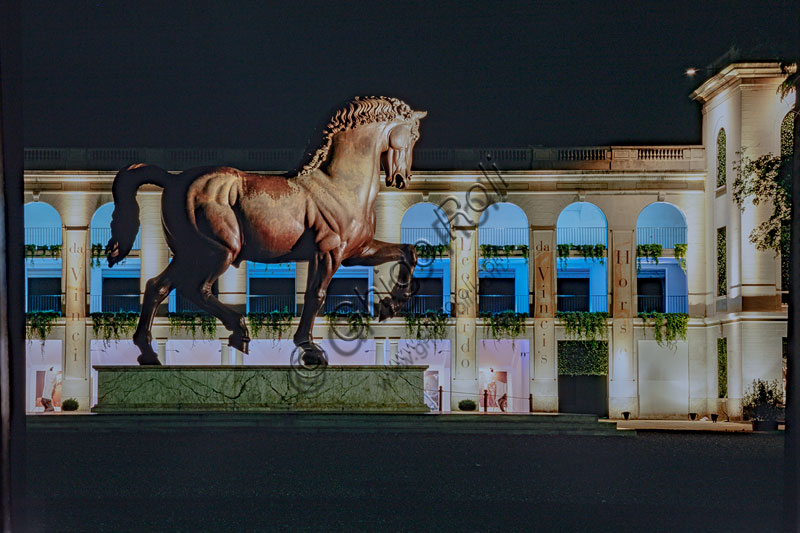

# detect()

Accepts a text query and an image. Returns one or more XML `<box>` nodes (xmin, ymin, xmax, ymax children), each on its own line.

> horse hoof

<box><xmin>229</xmin><ymin>335</ymin><xmax>250</xmax><ymax>355</ymax></box>
<box><xmin>137</xmin><ymin>353</ymin><xmax>162</xmax><ymax>366</ymax></box>
<box><xmin>301</xmin><ymin>350</ymin><xmax>328</xmax><ymax>366</ymax></box>
<box><xmin>378</xmin><ymin>298</ymin><xmax>395</xmax><ymax>322</ymax></box>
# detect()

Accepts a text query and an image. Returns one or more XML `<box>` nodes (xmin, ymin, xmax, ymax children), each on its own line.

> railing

<box><xmin>636</xmin><ymin>227</ymin><xmax>687</xmax><ymax>249</ymax></box>
<box><xmin>558</xmin><ymin>148</ymin><xmax>606</xmax><ymax>161</ymax></box>
<box><xmin>637</xmin><ymin>148</ymin><xmax>685</xmax><ymax>160</ymax></box>
<box><xmin>324</xmin><ymin>294</ymin><xmax>372</xmax><ymax>315</ymax></box>
<box><xmin>401</xmin><ymin>295</ymin><xmax>445</xmax><ymax>314</ymax></box>
<box><xmin>666</xmin><ymin>295</ymin><xmax>688</xmax><ymax>313</ymax></box>
<box><xmin>557</xmin><ymin>227</ymin><xmax>607</xmax><ymax>246</ymax></box>
<box><xmin>638</xmin><ymin>295</ymin><xmax>663</xmax><ymax>313</ymax></box>
<box><xmin>478</xmin><ymin>227</ymin><xmax>529</xmax><ymax>246</ymax></box>
<box><xmin>27</xmin><ymin>295</ymin><xmax>61</xmax><ymax>313</ymax></box>
<box><xmin>24</xmin><ymin>227</ymin><xmax>62</xmax><ymax>247</ymax></box>
<box><xmin>557</xmin><ymin>295</ymin><xmax>608</xmax><ymax>313</ymax></box>
<box><xmin>478</xmin><ymin>294</ymin><xmax>528</xmax><ymax>314</ymax></box>
<box><xmin>401</xmin><ymin>227</ymin><xmax>450</xmax><ymax>246</ymax></box>
<box><xmin>91</xmin><ymin>227</ymin><xmax>141</xmax><ymax>250</ymax></box>
<box><xmin>248</xmin><ymin>295</ymin><xmax>296</xmax><ymax>314</ymax></box>
<box><xmin>90</xmin><ymin>294</ymin><xmax>141</xmax><ymax>312</ymax></box>
<box><xmin>168</xmin><ymin>292</ymin><xmax>208</xmax><ymax>314</ymax></box>
<box><xmin>23</xmin><ymin>145</ymin><xmax>704</xmax><ymax>171</ymax></box>
<box><xmin>637</xmin><ymin>295</ymin><xmax>688</xmax><ymax>314</ymax></box>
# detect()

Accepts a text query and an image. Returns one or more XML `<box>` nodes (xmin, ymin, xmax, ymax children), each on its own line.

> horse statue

<box><xmin>106</xmin><ymin>96</ymin><xmax>427</xmax><ymax>366</ymax></box>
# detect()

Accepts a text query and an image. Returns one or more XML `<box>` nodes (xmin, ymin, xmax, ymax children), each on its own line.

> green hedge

<box><xmin>558</xmin><ymin>340</ymin><xmax>608</xmax><ymax>376</ymax></box>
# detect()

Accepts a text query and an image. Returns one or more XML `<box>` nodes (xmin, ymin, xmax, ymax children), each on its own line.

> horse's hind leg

<box><xmin>178</xmin><ymin>252</ymin><xmax>250</xmax><ymax>354</ymax></box>
<box><xmin>134</xmin><ymin>262</ymin><xmax>177</xmax><ymax>365</ymax></box>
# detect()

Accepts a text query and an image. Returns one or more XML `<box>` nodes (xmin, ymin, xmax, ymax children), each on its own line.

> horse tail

<box><xmin>106</xmin><ymin>163</ymin><xmax>171</xmax><ymax>267</ymax></box>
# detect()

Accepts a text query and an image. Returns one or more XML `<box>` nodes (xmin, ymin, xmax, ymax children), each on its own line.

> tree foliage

<box><xmin>732</xmin><ymin>151</ymin><xmax>791</xmax><ymax>253</ymax></box>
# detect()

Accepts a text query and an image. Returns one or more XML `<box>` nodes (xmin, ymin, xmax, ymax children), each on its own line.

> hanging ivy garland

<box><xmin>247</xmin><ymin>310</ymin><xmax>294</xmax><ymax>339</ymax></box>
<box><xmin>638</xmin><ymin>311</ymin><xmax>688</xmax><ymax>348</ymax></box>
<box><xmin>168</xmin><ymin>312</ymin><xmax>217</xmax><ymax>339</ymax></box>
<box><xmin>24</xmin><ymin>244</ymin><xmax>62</xmax><ymax>262</ymax></box>
<box><xmin>556</xmin><ymin>243</ymin><xmax>605</xmax><ymax>269</ymax></box>
<box><xmin>90</xmin><ymin>243</ymin><xmax>106</xmax><ymax>267</ymax></box>
<box><xmin>324</xmin><ymin>310</ymin><xmax>371</xmax><ymax>339</ymax></box>
<box><xmin>478</xmin><ymin>311</ymin><xmax>527</xmax><ymax>340</ymax></box>
<box><xmin>90</xmin><ymin>312</ymin><xmax>139</xmax><ymax>346</ymax></box>
<box><xmin>673</xmin><ymin>243</ymin><xmax>687</xmax><ymax>272</ymax></box>
<box><xmin>403</xmin><ymin>311</ymin><xmax>449</xmax><ymax>340</ymax></box>
<box><xmin>636</xmin><ymin>243</ymin><xmax>662</xmax><ymax>272</ymax></box>
<box><xmin>415</xmin><ymin>244</ymin><xmax>449</xmax><ymax>260</ymax></box>
<box><xmin>479</xmin><ymin>244</ymin><xmax>529</xmax><ymax>263</ymax></box>
<box><xmin>25</xmin><ymin>311</ymin><xmax>60</xmax><ymax>344</ymax></box>
<box><xmin>557</xmin><ymin>311</ymin><xmax>609</xmax><ymax>347</ymax></box>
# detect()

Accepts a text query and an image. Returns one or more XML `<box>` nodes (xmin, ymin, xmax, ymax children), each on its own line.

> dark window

<box><xmin>250</xmin><ymin>278</ymin><xmax>294</xmax><ymax>295</ymax></box>
<box><xmin>557</xmin><ymin>278</ymin><xmax>589</xmax><ymax>312</ymax></box>
<box><xmin>102</xmin><ymin>277</ymin><xmax>139</xmax><ymax>296</ymax></box>
<box><xmin>325</xmin><ymin>278</ymin><xmax>369</xmax><ymax>314</ymax></box>
<box><xmin>637</xmin><ymin>277</ymin><xmax>664</xmax><ymax>313</ymax></box>
<box><xmin>27</xmin><ymin>277</ymin><xmax>61</xmax><ymax>312</ymax></box>
<box><xmin>101</xmin><ymin>277</ymin><xmax>140</xmax><ymax>312</ymax></box>
<box><xmin>479</xmin><ymin>278</ymin><xmax>516</xmax><ymax>313</ymax></box>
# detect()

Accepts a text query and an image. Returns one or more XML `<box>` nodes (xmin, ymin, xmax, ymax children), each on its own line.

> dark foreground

<box><xmin>25</xmin><ymin>415</ymin><xmax>783</xmax><ymax>532</ymax></box>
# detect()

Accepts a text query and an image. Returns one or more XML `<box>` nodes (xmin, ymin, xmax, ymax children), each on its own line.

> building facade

<box><xmin>22</xmin><ymin>63</ymin><xmax>794</xmax><ymax>418</ymax></box>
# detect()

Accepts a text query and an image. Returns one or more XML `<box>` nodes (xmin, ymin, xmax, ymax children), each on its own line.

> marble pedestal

<box><xmin>93</xmin><ymin>365</ymin><xmax>429</xmax><ymax>413</ymax></box>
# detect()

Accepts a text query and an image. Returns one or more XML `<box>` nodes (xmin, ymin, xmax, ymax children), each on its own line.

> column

<box><xmin>725</xmin><ymin>321</ymin><xmax>743</xmax><ymax>419</ymax></box>
<box><xmin>451</xmin><ymin>225</ymin><xmax>478</xmax><ymax>406</ymax></box>
<box><xmin>374</xmin><ymin>338</ymin><xmax>386</xmax><ymax>365</ymax></box>
<box><xmin>62</xmin><ymin>225</ymin><xmax>90</xmax><ymax>410</ymax></box>
<box><xmin>295</xmin><ymin>262</ymin><xmax>308</xmax><ymax>316</ymax></box>
<box><xmin>388</xmin><ymin>338</ymin><xmax>399</xmax><ymax>365</ymax></box>
<box><xmin>531</xmin><ymin>228</ymin><xmax>557</xmax><ymax>412</ymax></box>
<box><xmin>138</xmin><ymin>193</ymin><xmax>169</xmax><ymax>315</ymax></box>
<box><xmin>219</xmin><ymin>261</ymin><xmax>247</xmax><ymax>315</ymax></box>
<box><xmin>157</xmin><ymin>339</ymin><xmax>167</xmax><ymax>365</ymax></box>
<box><xmin>609</xmin><ymin>229</ymin><xmax>637</xmax><ymax>418</ymax></box>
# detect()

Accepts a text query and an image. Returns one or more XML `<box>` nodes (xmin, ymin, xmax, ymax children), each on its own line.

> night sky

<box><xmin>22</xmin><ymin>1</ymin><xmax>799</xmax><ymax>150</ymax></box>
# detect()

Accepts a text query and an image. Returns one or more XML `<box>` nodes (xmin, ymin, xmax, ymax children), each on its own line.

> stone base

<box><xmin>93</xmin><ymin>365</ymin><xmax>429</xmax><ymax>413</ymax></box>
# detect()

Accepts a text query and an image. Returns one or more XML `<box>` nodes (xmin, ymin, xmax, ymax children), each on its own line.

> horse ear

<box><xmin>412</xmin><ymin>110</ymin><xmax>428</xmax><ymax>120</ymax></box>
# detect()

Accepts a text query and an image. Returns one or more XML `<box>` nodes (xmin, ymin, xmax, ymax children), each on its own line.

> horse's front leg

<box><xmin>342</xmin><ymin>240</ymin><xmax>417</xmax><ymax>321</ymax></box>
<box><xmin>293</xmin><ymin>250</ymin><xmax>341</xmax><ymax>365</ymax></box>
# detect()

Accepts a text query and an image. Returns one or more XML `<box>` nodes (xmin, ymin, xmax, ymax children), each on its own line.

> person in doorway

<box><xmin>41</xmin><ymin>367</ymin><xmax>56</xmax><ymax>413</ymax></box>
<box><xmin>498</xmin><ymin>393</ymin><xmax>508</xmax><ymax>413</ymax></box>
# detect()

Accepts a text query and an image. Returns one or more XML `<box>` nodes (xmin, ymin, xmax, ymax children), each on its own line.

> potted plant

<box><xmin>742</xmin><ymin>379</ymin><xmax>784</xmax><ymax>431</ymax></box>
<box><xmin>62</xmin><ymin>398</ymin><xmax>79</xmax><ymax>412</ymax></box>
<box><xmin>458</xmin><ymin>399</ymin><xmax>477</xmax><ymax>412</ymax></box>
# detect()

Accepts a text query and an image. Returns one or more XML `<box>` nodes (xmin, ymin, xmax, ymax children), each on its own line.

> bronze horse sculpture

<box><xmin>106</xmin><ymin>96</ymin><xmax>427</xmax><ymax>366</ymax></box>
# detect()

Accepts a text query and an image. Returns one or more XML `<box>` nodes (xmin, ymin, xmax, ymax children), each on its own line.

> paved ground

<box><xmin>24</xmin><ymin>415</ymin><xmax>784</xmax><ymax>532</ymax></box>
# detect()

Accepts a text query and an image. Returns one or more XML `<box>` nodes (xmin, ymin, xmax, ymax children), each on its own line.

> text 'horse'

<box><xmin>106</xmin><ymin>97</ymin><xmax>427</xmax><ymax>365</ymax></box>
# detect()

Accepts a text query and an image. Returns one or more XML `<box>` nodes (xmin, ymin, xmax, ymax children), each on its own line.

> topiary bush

<box><xmin>458</xmin><ymin>399</ymin><xmax>477</xmax><ymax>411</ymax></box>
<box><xmin>62</xmin><ymin>398</ymin><xmax>79</xmax><ymax>411</ymax></box>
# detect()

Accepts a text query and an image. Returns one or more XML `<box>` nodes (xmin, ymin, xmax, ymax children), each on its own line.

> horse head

<box><xmin>382</xmin><ymin>110</ymin><xmax>427</xmax><ymax>190</ymax></box>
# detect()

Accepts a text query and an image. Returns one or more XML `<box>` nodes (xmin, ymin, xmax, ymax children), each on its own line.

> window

<box><xmin>717</xmin><ymin>227</ymin><xmax>726</xmax><ymax>296</ymax></box>
<box><xmin>27</xmin><ymin>277</ymin><xmax>61</xmax><ymax>313</ymax></box>
<box><xmin>716</xmin><ymin>129</ymin><xmax>726</xmax><ymax>188</ymax></box>
<box><xmin>557</xmin><ymin>277</ymin><xmax>590</xmax><ymax>312</ymax></box>
<box><xmin>101</xmin><ymin>278</ymin><xmax>140</xmax><ymax>312</ymax></box>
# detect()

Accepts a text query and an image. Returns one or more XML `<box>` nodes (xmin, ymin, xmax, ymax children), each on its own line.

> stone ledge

<box><xmin>93</xmin><ymin>365</ymin><xmax>429</xmax><ymax>413</ymax></box>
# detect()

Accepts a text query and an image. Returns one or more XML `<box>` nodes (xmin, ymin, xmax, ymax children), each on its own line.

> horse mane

<box><xmin>296</xmin><ymin>96</ymin><xmax>419</xmax><ymax>177</ymax></box>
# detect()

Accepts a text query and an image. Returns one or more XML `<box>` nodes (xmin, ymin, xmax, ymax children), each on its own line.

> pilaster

<box><xmin>451</xmin><ymin>225</ymin><xmax>478</xmax><ymax>405</ymax></box>
<box><xmin>531</xmin><ymin>228</ymin><xmax>557</xmax><ymax>412</ymax></box>
<box><xmin>609</xmin><ymin>229</ymin><xmax>637</xmax><ymax>418</ymax></box>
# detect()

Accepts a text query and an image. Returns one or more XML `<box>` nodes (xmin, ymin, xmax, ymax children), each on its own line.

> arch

<box><xmin>781</xmin><ymin>111</ymin><xmax>794</xmax><ymax>158</ymax></box>
<box><xmin>556</xmin><ymin>202</ymin><xmax>607</xmax><ymax>246</ymax></box>
<box><xmin>24</xmin><ymin>201</ymin><xmax>62</xmax><ymax>246</ymax></box>
<box><xmin>478</xmin><ymin>202</ymin><xmax>529</xmax><ymax>246</ymax></box>
<box><xmin>636</xmin><ymin>202</ymin><xmax>687</xmax><ymax>248</ymax></box>
<box><xmin>716</xmin><ymin>128</ymin><xmax>727</xmax><ymax>188</ymax></box>
<box><xmin>400</xmin><ymin>202</ymin><xmax>450</xmax><ymax>246</ymax></box>
<box><xmin>90</xmin><ymin>202</ymin><xmax>140</xmax><ymax>249</ymax></box>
